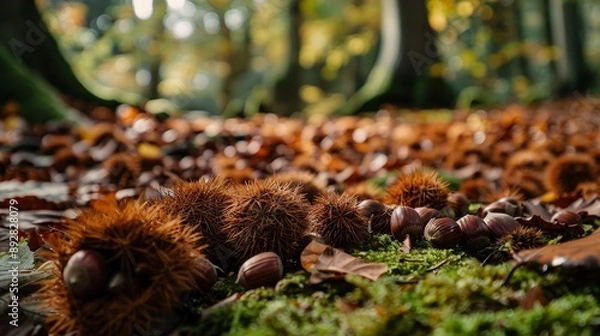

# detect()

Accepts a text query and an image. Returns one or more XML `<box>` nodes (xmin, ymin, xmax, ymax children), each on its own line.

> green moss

<box><xmin>435</xmin><ymin>295</ymin><xmax>600</xmax><ymax>335</ymax></box>
<box><xmin>183</xmin><ymin>233</ymin><xmax>600</xmax><ymax>335</ymax></box>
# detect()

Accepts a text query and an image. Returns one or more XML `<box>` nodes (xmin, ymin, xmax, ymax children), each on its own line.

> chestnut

<box><xmin>424</xmin><ymin>217</ymin><xmax>463</xmax><ymax>249</ymax></box>
<box><xmin>236</xmin><ymin>252</ymin><xmax>284</xmax><ymax>290</ymax></box>
<box><xmin>550</xmin><ymin>209</ymin><xmax>581</xmax><ymax>226</ymax></box>
<box><xmin>357</xmin><ymin>199</ymin><xmax>391</xmax><ymax>234</ymax></box>
<box><xmin>482</xmin><ymin>197</ymin><xmax>522</xmax><ymax>217</ymax></box>
<box><xmin>196</xmin><ymin>257</ymin><xmax>219</xmax><ymax>293</ymax></box>
<box><xmin>447</xmin><ymin>192</ymin><xmax>470</xmax><ymax>218</ymax></box>
<box><xmin>63</xmin><ymin>250</ymin><xmax>109</xmax><ymax>300</ymax></box>
<box><xmin>415</xmin><ymin>207</ymin><xmax>441</xmax><ymax>227</ymax></box>
<box><xmin>483</xmin><ymin>212</ymin><xmax>520</xmax><ymax>239</ymax></box>
<box><xmin>457</xmin><ymin>214</ymin><xmax>491</xmax><ymax>251</ymax></box>
<box><xmin>390</xmin><ymin>206</ymin><xmax>423</xmax><ymax>241</ymax></box>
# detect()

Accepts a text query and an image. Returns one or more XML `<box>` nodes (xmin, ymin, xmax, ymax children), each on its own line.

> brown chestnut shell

<box><xmin>456</xmin><ymin>214</ymin><xmax>491</xmax><ymax>251</ymax></box>
<box><xmin>415</xmin><ymin>207</ymin><xmax>441</xmax><ymax>227</ymax></box>
<box><xmin>236</xmin><ymin>252</ymin><xmax>284</xmax><ymax>290</ymax></box>
<box><xmin>447</xmin><ymin>192</ymin><xmax>470</xmax><ymax>218</ymax></box>
<box><xmin>482</xmin><ymin>197</ymin><xmax>522</xmax><ymax>217</ymax></box>
<box><xmin>390</xmin><ymin>206</ymin><xmax>423</xmax><ymax>241</ymax></box>
<box><xmin>357</xmin><ymin>199</ymin><xmax>392</xmax><ymax>234</ymax></box>
<box><xmin>63</xmin><ymin>250</ymin><xmax>108</xmax><ymax>300</ymax></box>
<box><xmin>483</xmin><ymin>212</ymin><xmax>521</xmax><ymax>239</ymax></box>
<box><xmin>550</xmin><ymin>209</ymin><xmax>582</xmax><ymax>225</ymax></box>
<box><xmin>424</xmin><ymin>217</ymin><xmax>463</xmax><ymax>249</ymax></box>
<box><xmin>196</xmin><ymin>257</ymin><xmax>219</xmax><ymax>292</ymax></box>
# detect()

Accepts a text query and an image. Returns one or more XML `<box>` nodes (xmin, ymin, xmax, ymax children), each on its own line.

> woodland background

<box><xmin>1</xmin><ymin>0</ymin><xmax>600</xmax><ymax>120</ymax></box>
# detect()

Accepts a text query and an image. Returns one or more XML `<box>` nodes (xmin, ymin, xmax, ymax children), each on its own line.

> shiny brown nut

<box><xmin>390</xmin><ymin>206</ymin><xmax>423</xmax><ymax>241</ymax></box>
<box><xmin>415</xmin><ymin>207</ymin><xmax>441</xmax><ymax>227</ymax></box>
<box><xmin>357</xmin><ymin>199</ymin><xmax>391</xmax><ymax>234</ymax></box>
<box><xmin>63</xmin><ymin>250</ymin><xmax>108</xmax><ymax>300</ymax></box>
<box><xmin>447</xmin><ymin>192</ymin><xmax>470</xmax><ymax>218</ymax></box>
<box><xmin>196</xmin><ymin>257</ymin><xmax>219</xmax><ymax>293</ymax></box>
<box><xmin>457</xmin><ymin>214</ymin><xmax>491</xmax><ymax>251</ymax></box>
<box><xmin>424</xmin><ymin>217</ymin><xmax>463</xmax><ymax>249</ymax></box>
<box><xmin>483</xmin><ymin>212</ymin><xmax>521</xmax><ymax>239</ymax></box>
<box><xmin>550</xmin><ymin>209</ymin><xmax>582</xmax><ymax>225</ymax></box>
<box><xmin>236</xmin><ymin>252</ymin><xmax>283</xmax><ymax>290</ymax></box>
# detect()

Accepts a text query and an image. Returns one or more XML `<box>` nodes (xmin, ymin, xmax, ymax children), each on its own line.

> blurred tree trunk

<box><xmin>341</xmin><ymin>0</ymin><xmax>452</xmax><ymax>114</ymax></box>
<box><xmin>0</xmin><ymin>0</ymin><xmax>120</xmax><ymax>121</ymax></box>
<box><xmin>550</xmin><ymin>0</ymin><xmax>591</xmax><ymax>94</ymax></box>
<box><xmin>221</xmin><ymin>14</ymin><xmax>252</xmax><ymax>116</ymax></box>
<box><xmin>271</xmin><ymin>0</ymin><xmax>303</xmax><ymax>115</ymax></box>
<box><xmin>0</xmin><ymin>44</ymin><xmax>73</xmax><ymax>122</ymax></box>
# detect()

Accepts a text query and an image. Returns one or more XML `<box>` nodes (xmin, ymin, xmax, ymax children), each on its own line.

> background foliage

<box><xmin>40</xmin><ymin>0</ymin><xmax>600</xmax><ymax>116</ymax></box>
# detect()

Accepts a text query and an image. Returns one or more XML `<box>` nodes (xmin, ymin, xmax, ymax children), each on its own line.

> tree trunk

<box><xmin>0</xmin><ymin>0</ymin><xmax>121</xmax><ymax>121</ymax></box>
<box><xmin>340</xmin><ymin>0</ymin><xmax>452</xmax><ymax>114</ymax></box>
<box><xmin>271</xmin><ymin>0</ymin><xmax>304</xmax><ymax>115</ymax></box>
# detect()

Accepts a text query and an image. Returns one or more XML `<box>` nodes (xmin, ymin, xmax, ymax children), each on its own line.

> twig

<box><xmin>426</xmin><ymin>258</ymin><xmax>450</xmax><ymax>272</ymax></box>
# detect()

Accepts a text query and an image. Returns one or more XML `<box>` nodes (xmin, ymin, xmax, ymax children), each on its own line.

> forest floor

<box><xmin>1</xmin><ymin>98</ymin><xmax>600</xmax><ymax>335</ymax></box>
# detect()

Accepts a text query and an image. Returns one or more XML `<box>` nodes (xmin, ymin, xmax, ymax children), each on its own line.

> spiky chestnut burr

<box><xmin>345</xmin><ymin>182</ymin><xmax>385</xmax><ymax>202</ymax></box>
<box><xmin>544</xmin><ymin>154</ymin><xmax>596</xmax><ymax>195</ymax></box>
<box><xmin>385</xmin><ymin>168</ymin><xmax>449</xmax><ymax>209</ymax></box>
<box><xmin>270</xmin><ymin>170</ymin><xmax>327</xmax><ymax>204</ymax></box>
<box><xmin>101</xmin><ymin>152</ymin><xmax>141</xmax><ymax>188</ymax></box>
<box><xmin>153</xmin><ymin>176</ymin><xmax>234</xmax><ymax>268</ymax></box>
<box><xmin>497</xmin><ymin>226</ymin><xmax>545</xmax><ymax>254</ymax></box>
<box><xmin>223</xmin><ymin>179</ymin><xmax>311</xmax><ymax>267</ymax></box>
<box><xmin>458</xmin><ymin>178</ymin><xmax>493</xmax><ymax>203</ymax></box>
<box><xmin>36</xmin><ymin>200</ymin><xmax>214</xmax><ymax>336</ymax></box>
<box><xmin>309</xmin><ymin>192</ymin><xmax>370</xmax><ymax>249</ymax></box>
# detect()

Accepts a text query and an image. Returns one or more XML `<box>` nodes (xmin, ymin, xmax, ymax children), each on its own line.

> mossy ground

<box><xmin>182</xmin><ymin>234</ymin><xmax>600</xmax><ymax>335</ymax></box>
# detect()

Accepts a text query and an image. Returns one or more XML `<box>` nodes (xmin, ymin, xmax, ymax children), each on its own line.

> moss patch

<box><xmin>182</xmin><ymin>234</ymin><xmax>600</xmax><ymax>335</ymax></box>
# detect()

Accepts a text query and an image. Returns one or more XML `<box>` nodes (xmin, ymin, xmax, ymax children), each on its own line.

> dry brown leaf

<box><xmin>568</xmin><ymin>197</ymin><xmax>600</xmax><ymax>221</ymax></box>
<box><xmin>514</xmin><ymin>231</ymin><xmax>600</xmax><ymax>270</ymax></box>
<box><xmin>300</xmin><ymin>239</ymin><xmax>328</xmax><ymax>272</ymax></box>
<box><xmin>520</xmin><ymin>285</ymin><xmax>548</xmax><ymax>310</ymax></box>
<box><xmin>300</xmin><ymin>240</ymin><xmax>388</xmax><ymax>284</ymax></box>
<box><xmin>401</xmin><ymin>234</ymin><xmax>412</xmax><ymax>253</ymax></box>
<box><xmin>338</xmin><ymin>298</ymin><xmax>360</xmax><ymax>314</ymax></box>
<box><xmin>504</xmin><ymin>228</ymin><xmax>600</xmax><ymax>285</ymax></box>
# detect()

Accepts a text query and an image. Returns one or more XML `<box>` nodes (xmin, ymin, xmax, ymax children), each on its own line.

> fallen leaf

<box><xmin>301</xmin><ymin>240</ymin><xmax>388</xmax><ymax>284</ymax></box>
<box><xmin>514</xmin><ymin>230</ymin><xmax>600</xmax><ymax>270</ymax></box>
<box><xmin>568</xmin><ymin>197</ymin><xmax>600</xmax><ymax>222</ymax></box>
<box><xmin>504</xmin><ymin>228</ymin><xmax>600</xmax><ymax>284</ymax></box>
<box><xmin>201</xmin><ymin>293</ymin><xmax>242</xmax><ymax>318</ymax></box>
<box><xmin>300</xmin><ymin>239</ymin><xmax>328</xmax><ymax>272</ymax></box>
<box><xmin>518</xmin><ymin>215</ymin><xmax>584</xmax><ymax>235</ymax></box>
<box><xmin>0</xmin><ymin>181</ymin><xmax>73</xmax><ymax>208</ymax></box>
<box><xmin>338</xmin><ymin>298</ymin><xmax>359</xmax><ymax>314</ymax></box>
<box><xmin>520</xmin><ymin>200</ymin><xmax>585</xmax><ymax>235</ymax></box>
<box><xmin>0</xmin><ymin>210</ymin><xmax>66</xmax><ymax>250</ymax></box>
<box><xmin>401</xmin><ymin>234</ymin><xmax>412</xmax><ymax>253</ymax></box>
<box><xmin>522</xmin><ymin>201</ymin><xmax>552</xmax><ymax>222</ymax></box>
<box><xmin>520</xmin><ymin>285</ymin><xmax>548</xmax><ymax>310</ymax></box>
